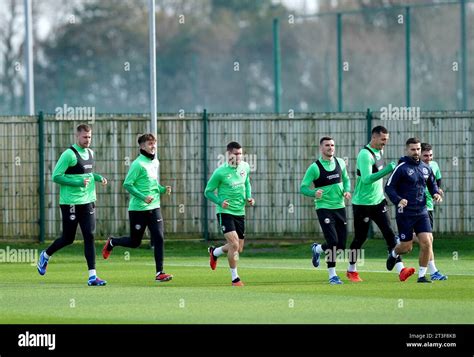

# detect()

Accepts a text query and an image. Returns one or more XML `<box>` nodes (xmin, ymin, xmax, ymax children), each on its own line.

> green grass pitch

<box><xmin>0</xmin><ymin>238</ymin><xmax>472</xmax><ymax>324</ymax></box>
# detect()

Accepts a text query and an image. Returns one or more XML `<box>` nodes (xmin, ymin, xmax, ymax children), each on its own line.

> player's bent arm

<box><xmin>93</xmin><ymin>173</ymin><xmax>104</xmax><ymax>182</ymax></box>
<box><xmin>52</xmin><ymin>174</ymin><xmax>85</xmax><ymax>187</ymax></box>
<box><xmin>204</xmin><ymin>172</ymin><xmax>223</xmax><ymax>206</ymax></box>
<box><xmin>363</xmin><ymin>164</ymin><xmax>395</xmax><ymax>184</ymax></box>
<box><xmin>384</xmin><ymin>166</ymin><xmax>404</xmax><ymax>206</ymax></box>
<box><xmin>384</xmin><ymin>184</ymin><xmax>402</xmax><ymax>206</ymax></box>
<box><xmin>359</xmin><ymin>151</ymin><xmax>395</xmax><ymax>184</ymax></box>
<box><xmin>300</xmin><ymin>164</ymin><xmax>318</xmax><ymax>197</ymax></box>
<box><xmin>123</xmin><ymin>182</ymin><xmax>147</xmax><ymax>201</ymax></box>
<box><xmin>123</xmin><ymin>163</ymin><xmax>147</xmax><ymax>201</ymax></box>
<box><xmin>245</xmin><ymin>167</ymin><xmax>252</xmax><ymax>199</ymax></box>
<box><xmin>157</xmin><ymin>183</ymin><xmax>167</xmax><ymax>195</ymax></box>
<box><xmin>204</xmin><ymin>188</ymin><xmax>222</xmax><ymax>206</ymax></box>
<box><xmin>52</xmin><ymin>150</ymin><xmax>84</xmax><ymax>187</ymax></box>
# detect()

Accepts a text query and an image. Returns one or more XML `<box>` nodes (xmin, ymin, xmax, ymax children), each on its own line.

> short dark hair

<box><xmin>77</xmin><ymin>124</ymin><xmax>91</xmax><ymax>132</ymax></box>
<box><xmin>371</xmin><ymin>126</ymin><xmax>388</xmax><ymax>136</ymax></box>
<box><xmin>406</xmin><ymin>137</ymin><xmax>421</xmax><ymax>146</ymax></box>
<box><xmin>421</xmin><ymin>143</ymin><xmax>432</xmax><ymax>152</ymax></box>
<box><xmin>227</xmin><ymin>141</ymin><xmax>242</xmax><ymax>151</ymax></box>
<box><xmin>138</xmin><ymin>133</ymin><xmax>156</xmax><ymax>145</ymax></box>
<box><xmin>319</xmin><ymin>136</ymin><xmax>333</xmax><ymax>145</ymax></box>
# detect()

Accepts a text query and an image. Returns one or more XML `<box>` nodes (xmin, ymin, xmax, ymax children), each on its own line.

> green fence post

<box><xmin>337</xmin><ymin>13</ymin><xmax>343</xmax><ymax>112</ymax></box>
<box><xmin>366</xmin><ymin>108</ymin><xmax>374</xmax><ymax>239</ymax></box>
<box><xmin>273</xmin><ymin>18</ymin><xmax>281</xmax><ymax>113</ymax></box>
<box><xmin>202</xmin><ymin>109</ymin><xmax>209</xmax><ymax>241</ymax></box>
<box><xmin>366</xmin><ymin>108</ymin><xmax>372</xmax><ymax>142</ymax></box>
<box><xmin>192</xmin><ymin>53</ymin><xmax>198</xmax><ymax>109</ymax></box>
<box><xmin>460</xmin><ymin>0</ymin><xmax>467</xmax><ymax>110</ymax></box>
<box><xmin>38</xmin><ymin>111</ymin><xmax>45</xmax><ymax>243</ymax></box>
<box><xmin>405</xmin><ymin>6</ymin><xmax>411</xmax><ymax>107</ymax></box>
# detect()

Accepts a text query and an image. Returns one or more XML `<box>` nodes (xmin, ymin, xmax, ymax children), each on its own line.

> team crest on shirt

<box><xmin>400</xmin><ymin>234</ymin><xmax>405</xmax><ymax>239</ymax></box>
<box><xmin>240</xmin><ymin>170</ymin><xmax>246</xmax><ymax>177</ymax></box>
<box><xmin>407</xmin><ymin>169</ymin><xmax>414</xmax><ymax>176</ymax></box>
<box><xmin>70</xmin><ymin>215</ymin><xmax>76</xmax><ymax>221</ymax></box>
<box><xmin>324</xmin><ymin>218</ymin><xmax>330</xmax><ymax>224</ymax></box>
<box><xmin>363</xmin><ymin>217</ymin><xmax>369</xmax><ymax>223</ymax></box>
<box><xmin>135</xmin><ymin>224</ymin><xmax>141</xmax><ymax>230</ymax></box>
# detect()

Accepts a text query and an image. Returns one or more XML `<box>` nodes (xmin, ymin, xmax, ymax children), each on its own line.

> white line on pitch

<box><xmin>144</xmin><ymin>262</ymin><xmax>474</xmax><ymax>276</ymax></box>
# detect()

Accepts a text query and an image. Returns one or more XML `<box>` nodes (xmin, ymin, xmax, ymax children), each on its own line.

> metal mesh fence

<box><xmin>0</xmin><ymin>111</ymin><xmax>472</xmax><ymax>241</ymax></box>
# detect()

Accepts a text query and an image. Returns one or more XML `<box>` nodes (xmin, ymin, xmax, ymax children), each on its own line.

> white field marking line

<box><xmin>144</xmin><ymin>262</ymin><xmax>474</xmax><ymax>276</ymax></box>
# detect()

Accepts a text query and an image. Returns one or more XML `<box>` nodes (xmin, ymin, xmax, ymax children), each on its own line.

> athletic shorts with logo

<box><xmin>217</xmin><ymin>213</ymin><xmax>245</xmax><ymax>239</ymax></box>
<box><xmin>396</xmin><ymin>210</ymin><xmax>432</xmax><ymax>242</ymax></box>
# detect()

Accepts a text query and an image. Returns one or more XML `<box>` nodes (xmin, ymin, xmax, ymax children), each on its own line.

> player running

<box><xmin>205</xmin><ymin>141</ymin><xmax>255</xmax><ymax>286</ymax></box>
<box><xmin>385</xmin><ymin>138</ymin><xmax>442</xmax><ymax>283</ymax></box>
<box><xmin>37</xmin><ymin>124</ymin><xmax>108</xmax><ymax>286</ymax></box>
<box><xmin>102</xmin><ymin>133</ymin><xmax>173</xmax><ymax>282</ymax></box>
<box><xmin>301</xmin><ymin>137</ymin><xmax>351</xmax><ymax>285</ymax></box>
<box><xmin>417</xmin><ymin>143</ymin><xmax>447</xmax><ymax>280</ymax></box>
<box><xmin>346</xmin><ymin>126</ymin><xmax>414</xmax><ymax>282</ymax></box>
